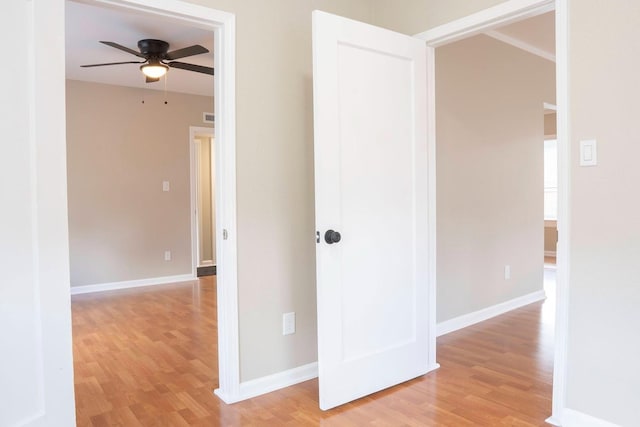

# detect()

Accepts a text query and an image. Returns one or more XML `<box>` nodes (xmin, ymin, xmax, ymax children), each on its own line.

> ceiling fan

<box><xmin>81</xmin><ymin>39</ymin><xmax>214</xmax><ymax>82</ymax></box>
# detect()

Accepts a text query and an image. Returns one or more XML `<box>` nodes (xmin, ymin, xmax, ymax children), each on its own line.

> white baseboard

<box><xmin>562</xmin><ymin>409</ymin><xmax>621</xmax><ymax>427</ymax></box>
<box><xmin>545</xmin><ymin>250</ymin><xmax>557</xmax><ymax>257</ymax></box>
<box><xmin>437</xmin><ymin>290</ymin><xmax>546</xmax><ymax>337</ymax></box>
<box><xmin>215</xmin><ymin>362</ymin><xmax>318</xmax><ymax>404</ymax></box>
<box><xmin>70</xmin><ymin>273</ymin><xmax>197</xmax><ymax>295</ymax></box>
<box><xmin>545</xmin><ymin>415</ymin><xmax>562</xmax><ymax>426</ymax></box>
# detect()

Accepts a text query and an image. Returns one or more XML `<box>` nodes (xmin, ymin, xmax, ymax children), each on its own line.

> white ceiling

<box><xmin>65</xmin><ymin>1</ymin><xmax>214</xmax><ymax>97</ymax></box>
<box><xmin>486</xmin><ymin>11</ymin><xmax>556</xmax><ymax>62</ymax></box>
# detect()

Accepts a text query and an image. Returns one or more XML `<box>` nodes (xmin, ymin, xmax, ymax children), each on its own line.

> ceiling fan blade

<box><xmin>165</xmin><ymin>45</ymin><xmax>209</xmax><ymax>60</ymax></box>
<box><xmin>100</xmin><ymin>41</ymin><xmax>146</xmax><ymax>58</ymax></box>
<box><xmin>145</xmin><ymin>76</ymin><xmax>160</xmax><ymax>83</ymax></box>
<box><xmin>81</xmin><ymin>60</ymin><xmax>146</xmax><ymax>68</ymax></box>
<box><xmin>168</xmin><ymin>61</ymin><xmax>214</xmax><ymax>75</ymax></box>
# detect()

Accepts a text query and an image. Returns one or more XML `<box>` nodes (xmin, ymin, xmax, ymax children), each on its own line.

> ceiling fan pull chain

<box><xmin>164</xmin><ymin>72</ymin><xmax>169</xmax><ymax>105</ymax></box>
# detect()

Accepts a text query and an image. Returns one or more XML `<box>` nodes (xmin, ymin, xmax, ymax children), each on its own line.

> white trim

<box><xmin>426</xmin><ymin>44</ymin><xmax>438</xmax><ymax>370</ymax></box>
<box><xmin>191</xmin><ymin>135</ymin><xmax>201</xmax><ymax>277</ymax></box>
<box><xmin>561</xmin><ymin>409</ymin><xmax>621</xmax><ymax>427</ymax></box>
<box><xmin>191</xmin><ymin>127</ymin><xmax>215</xmax><ymax>137</ymax></box>
<box><xmin>28</xmin><ymin>0</ymin><xmax>76</xmax><ymax>423</ymax></box>
<box><xmin>217</xmin><ymin>362</ymin><xmax>319</xmax><ymax>404</ymax></box>
<box><xmin>544</xmin><ymin>102</ymin><xmax>558</xmax><ymax>111</ymax></box>
<box><xmin>86</xmin><ymin>0</ymin><xmax>231</xmax><ymax>29</ymax></box>
<box><xmin>28</xmin><ymin>0</ymin><xmax>47</xmax><ymax>421</ymax></box>
<box><xmin>414</xmin><ymin>0</ymin><xmax>554</xmax><ymax>46</ymax></box>
<box><xmin>485</xmin><ymin>30</ymin><xmax>555</xmax><ymax>62</ymax></box>
<box><xmin>211</xmin><ymin>9</ymin><xmax>240</xmax><ymax>403</ymax></box>
<box><xmin>544</xmin><ymin>250</ymin><xmax>557</xmax><ymax>257</ymax></box>
<box><xmin>70</xmin><ymin>274</ymin><xmax>196</xmax><ymax>295</ymax></box>
<box><xmin>436</xmin><ymin>290</ymin><xmax>546</xmax><ymax>337</ymax></box>
<box><xmin>545</xmin><ymin>415</ymin><xmax>562</xmax><ymax>426</ymax></box>
<box><xmin>66</xmin><ymin>0</ymin><xmax>241</xmax><ymax>405</ymax></box>
<box><xmin>551</xmin><ymin>0</ymin><xmax>570</xmax><ymax>421</ymax></box>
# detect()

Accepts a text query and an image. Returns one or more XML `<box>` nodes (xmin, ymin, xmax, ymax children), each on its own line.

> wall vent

<box><xmin>203</xmin><ymin>112</ymin><xmax>215</xmax><ymax>124</ymax></box>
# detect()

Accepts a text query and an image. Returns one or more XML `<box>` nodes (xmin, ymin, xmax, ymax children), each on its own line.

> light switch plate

<box><xmin>580</xmin><ymin>139</ymin><xmax>597</xmax><ymax>166</ymax></box>
<box><xmin>283</xmin><ymin>312</ymin><xmax>296</xmax><ymax>335</ymax></box>
<box><xmin>162</xmin><ymin>181</ymin><xmax>170</xmax><ymax>191</ymax></box>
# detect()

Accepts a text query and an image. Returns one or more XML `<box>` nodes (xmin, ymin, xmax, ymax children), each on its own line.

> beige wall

<box><xmin>371</xmin><ymin>0</ymin><xmax>507</xmax><ymax>35</ymax></box>
<box><xmin>66</xmin><ymin>80</ymin><xmax>213</xmax><ymax>286</ymax></box>
<box><xmin>545</xmin><ymin>112</ymin><xmax>557</xmax><ymax>136</ymax></box>
<box><xmin>435</xmin><ymin>34</ymin><xmax>555</xmax><ymax>322</ymax></box>
<box><xmin>544</xmin><ymin>225</ymin><xmax>557</xmax><ymax>253</ymax></box>
<box><xmin>566</xmin><ymin>1</ymin><xmax>640</xmax><ymax>424</ymax></box>
<box><xmin>196</xmin><ymin>135</ymin><xmax>215</xmax><ymax>265</ymax></box>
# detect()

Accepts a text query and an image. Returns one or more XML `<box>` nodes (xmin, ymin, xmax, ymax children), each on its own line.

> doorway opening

<box><xmin>543</xmin><ymin>102</ymin><xmax>558</xmax><ymax>266</ymax></box>
<box><xmin>543</xmin><ymin>102</ymin><xmax>558</xmax><ymax>305</ymax></box>
<box><xmin>63</xmin><ymin>0</ymin><xmax>240</xmax><ymax>415</ymax></box>
<box><xmin>191</xmin><ymin>126</ymin><xmax>216</xmax><ymax>277</ymax></box>
<box><xmin>432</xmin><ymin>4</ymin><xmax>557</xmax><ymax>414</ymax></box>
<box><xmin>417</xmin><ymin>0</ymin><xmax>569</xmax><ymax>424</ymax></box>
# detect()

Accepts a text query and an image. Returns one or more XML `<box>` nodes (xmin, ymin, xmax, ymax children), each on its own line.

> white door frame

<box><xmin>190</xmin><ymin>126</ymin><xmax>216</xmax><ymax>272</ymax></box>
<box><xmin>63</xmin><ymin>0</ymin><xmax>241</xmax><ymax>403</ymax></box>
<box><xmin>415</xmin><ymin>0</ymin><xmax>569</xmax><ymax>425</ymax></box>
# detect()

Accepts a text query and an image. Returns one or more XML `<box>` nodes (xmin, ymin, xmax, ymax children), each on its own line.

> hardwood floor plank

<box><xmin>72</xmin><ymin>276</ymin><xmax>554</xmax><ymax>425</ymax></box>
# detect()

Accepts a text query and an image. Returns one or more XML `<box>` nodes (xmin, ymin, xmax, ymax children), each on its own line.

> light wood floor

<box><xmin>72</xmin><ymin>276</ymin><xmax>554</xmax><ymax>426</ymax></box>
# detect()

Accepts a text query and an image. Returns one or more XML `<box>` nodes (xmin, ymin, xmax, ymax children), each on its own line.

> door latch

<box><xmin>223</xmin><ymin>229</ymin><xmax>228</xmax><ymax>240</ymax></box>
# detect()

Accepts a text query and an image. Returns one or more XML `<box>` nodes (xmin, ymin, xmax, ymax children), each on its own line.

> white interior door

<box><xmin>312</xmin><ymin>10</ymin><xmax>436</xmax><ymax>410</ymax></box>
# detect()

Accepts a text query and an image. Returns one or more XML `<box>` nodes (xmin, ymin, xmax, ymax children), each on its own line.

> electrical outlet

<box><xmin>283</xmin><ymin>312</ymin><xmax>296</xmax><ymax>335</ymax></box>
<box><xmin>504</xmin><ymin>265</ymin><xmax>511</xmax><ymax>280</ymax></box>
<box><xmin>162</xmin><ymin>181</ymin><xmax>170</xmax><ymax>192</ymax></box>
<box><xmin>164</xmin><ymin>250</ymin><xmax>172</xmax><ymax>261</ymax></box>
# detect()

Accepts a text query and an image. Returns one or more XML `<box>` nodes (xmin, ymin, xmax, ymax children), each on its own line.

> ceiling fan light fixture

<box><xmin>82</xmin><ymin>40</ymin><xmax>214</xmax><ymax>82</ymax></box>
<box><xmin>140</xmin><ymin>61</ymin><xmax>168</xmax><ymax>78</ymax></box>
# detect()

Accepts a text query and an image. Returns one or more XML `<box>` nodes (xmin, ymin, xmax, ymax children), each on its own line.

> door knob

<box><xmin>324</xmin><ymin>230</ymin><xmax>341</xmax><ymax>244</ymax></box>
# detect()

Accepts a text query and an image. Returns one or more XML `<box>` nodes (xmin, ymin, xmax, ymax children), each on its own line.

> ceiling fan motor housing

<box><xmin>137</xmin><ymin>39</ymin><xmax>170</xmax><ymax>58</ymax></box>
